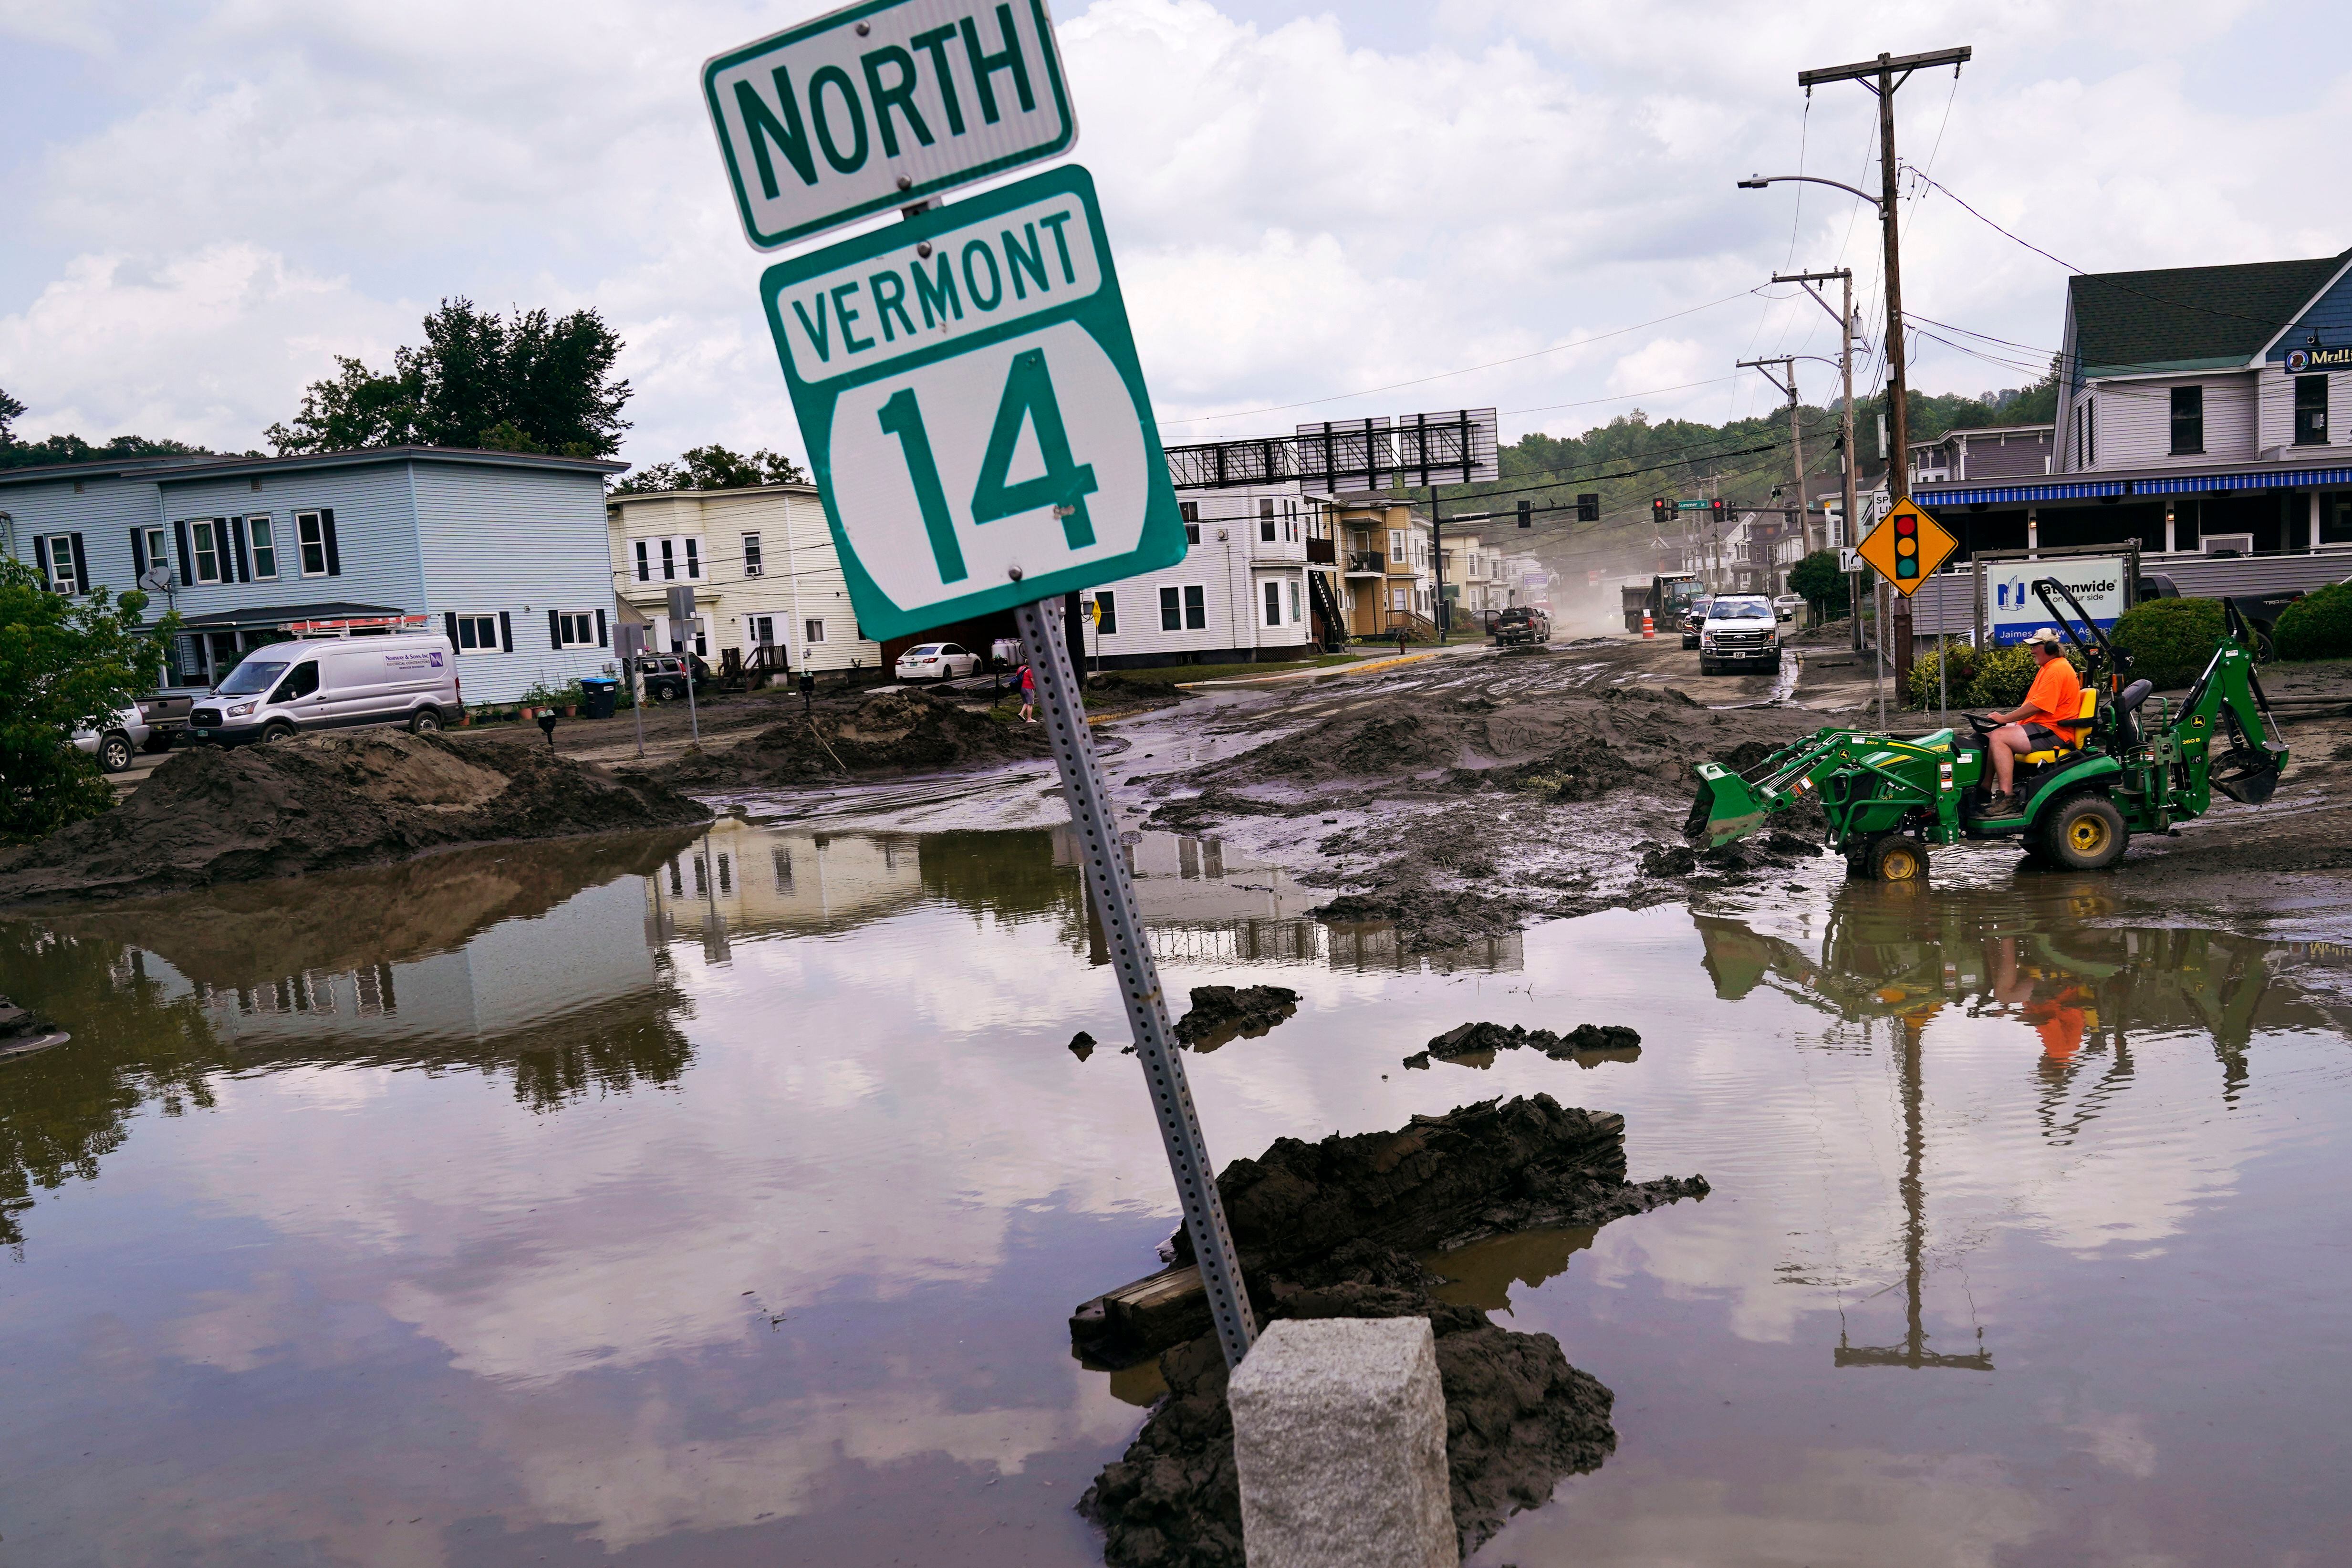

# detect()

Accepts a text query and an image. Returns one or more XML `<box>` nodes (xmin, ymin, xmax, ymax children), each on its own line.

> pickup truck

<box><xmin>1491</xmin><ymin>606</ymin><xmax>1550</xmax><ymax>646</ymax></box>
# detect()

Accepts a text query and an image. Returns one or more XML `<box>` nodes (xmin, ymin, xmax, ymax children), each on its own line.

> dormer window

<box><xmin>2169</xmin><ymin>385</ymin><xmax>2203</xmax><ymax>455</ymax></box>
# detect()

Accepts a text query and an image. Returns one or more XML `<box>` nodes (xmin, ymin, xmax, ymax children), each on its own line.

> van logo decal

<box><xmin>383</xmin><ymin>651</ymin><xmax>446</xmax><ymax>672</ymax></box>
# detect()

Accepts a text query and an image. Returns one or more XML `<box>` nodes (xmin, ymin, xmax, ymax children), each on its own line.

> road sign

<box><xmin>1855</xmin><ymin>497</ymin><xmax>1956</xmax><ymax>596</ymax></box>
<box><xmin>703</xmin><ymin>0</ymin><xmax>1078</xmax><ymax>250</ymax></box>
<box><xmin>760</xmin><ymin>163</ymin><xmax>1187</xmax><ymax>642</ymax></box>
<box><xmin>1985</xmin><ymin>553</ymin><xmax>2131</xmax><ymax>644</ymax></box>
<box><xmin>1839</xmin><ymin>547</ymin><xmax>1862</xmax><ymax>574</ymax></box>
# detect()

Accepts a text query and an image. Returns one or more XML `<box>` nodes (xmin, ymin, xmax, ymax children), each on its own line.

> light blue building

<box><xmin>0</xmin><ymin>446</ymin><xmax>625</xmax><ymax>706</ymax></box>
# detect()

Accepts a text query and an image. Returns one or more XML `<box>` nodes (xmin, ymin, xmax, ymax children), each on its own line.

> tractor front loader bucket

<box><xmin>1686</xmin><ymin>762</ymin><xmax>1771</xmax><ymax>849</ymax></box>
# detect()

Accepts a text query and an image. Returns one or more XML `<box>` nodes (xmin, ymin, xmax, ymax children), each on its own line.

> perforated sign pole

<box><xmin>1015</xmin><ymin>594</ymin><xmax>1257</xmax><ymax>1369</ymax></box>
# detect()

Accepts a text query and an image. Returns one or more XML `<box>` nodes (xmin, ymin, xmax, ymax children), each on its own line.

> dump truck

<box><xmin>1621</xmin><ymin>572</ymin><xmax>1705</xmax><ymax>634</ymax></box>
<box><xmin>1686</xmin><ymin>580</ymin><xmax>2289</xmax><ymax>881</ymax></box>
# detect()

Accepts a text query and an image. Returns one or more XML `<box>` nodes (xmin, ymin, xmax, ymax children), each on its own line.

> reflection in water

<box><xmin>3</xmin><ymin>822</ymin><xmax>2347</xmax><ymax>1567</ymax></box>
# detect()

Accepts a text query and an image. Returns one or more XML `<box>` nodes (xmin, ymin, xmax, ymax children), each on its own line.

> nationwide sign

<box><xmin>760</xmin><ymin>164</ymin><xmax>1186</xmax><ymax>640</ymax></box>
<box><xmin>703</xmin><ymin>0</ymin><xmax>1078</xmax><ymax>249</ymax></box>
<box><xmin>1986</xmin><ymin>556</ymin><xmax>2129</xmax><ymax>644</ymax></box>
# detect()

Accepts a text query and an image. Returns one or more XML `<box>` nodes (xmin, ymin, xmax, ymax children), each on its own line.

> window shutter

<box><xmin>596</xmin><ymin>608</ymin><xmax>608</xmax><ymax>646</ymax></box>
<box><xmin>548</xmin><ymin>609</ymin><xmax>562</xmax><ymax>647</ymax></box>
<box><xmin>32</xmin><ymin>535</ymin><xmax>52</xmax><ymax>591</ymax></box>
<box><xmin>173</xmin><ymin>519</ymin><xmax>194</xmax><ymax>586</ymax></box>
<box><xmin>498</xmin><ymin>611</ymin><xmax>512</xmax><ymax>653</ymax></box>
<box><xmin>444</xmin><ymin>612</ymin><xmax>459</xmax><ymax>650</ymax></box>
<box><xmin>320</xmin><ymin>509</ymin><xmax>341</xmax><ymax>575</ymax></box>
<box><xmin>69</xmin><ymin>534</ymin><xmax>89</xmax><ymax>597</ymax></box>
<box><xmin>228</xmin><ymin>516</ymin><xmax>251</xmax><ymax>582</ymax></box>
<box><xmin>130</xmin><ymin>528</ymin><xmax>148</xmax><ymax>579</ymax></box>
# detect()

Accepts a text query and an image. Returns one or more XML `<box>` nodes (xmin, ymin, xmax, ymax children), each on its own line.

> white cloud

<box><xmin>0</xmin><ymin>0</ymin><xmax>2343</xmax><ymax>465</ymax></box>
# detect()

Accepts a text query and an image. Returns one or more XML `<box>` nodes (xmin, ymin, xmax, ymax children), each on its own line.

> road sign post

<box><xmin>666</xmin><ymin>583</ymin><xmax>702</xmax><ymax>744</ymax></box>
<box><xmin>746</xmin><ymin>149</ymin><xmax>1251</xmax><ymax>1363</ymax></box>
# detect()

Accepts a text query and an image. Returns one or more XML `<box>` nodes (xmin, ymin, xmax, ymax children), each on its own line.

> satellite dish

<box><xmin>138</xmin><ymin>566</ymin><xmax>173</xmax><ymax>593</ymax></box>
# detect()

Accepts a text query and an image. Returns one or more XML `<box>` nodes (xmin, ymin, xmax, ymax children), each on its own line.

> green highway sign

<box><xmin>760</xmin><ymin>164</ymin><xmax>1188</xmax><ymax>641</ymax></box>
<box><xmin>704</xmin><ymin>0</ymin><xmax>1078</xmax><ymax>250</ymax></box>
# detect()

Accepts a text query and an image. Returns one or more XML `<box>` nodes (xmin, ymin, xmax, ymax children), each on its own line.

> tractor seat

<box><xmin>2113</xmin><ymin>679</ymin><xmax>2154</xmax><ymax>748</ymax></box>
<box><xmin>2021</xmin><ymin>687</ymin><xmax>2099</xmax><ymax>765</ymax></box>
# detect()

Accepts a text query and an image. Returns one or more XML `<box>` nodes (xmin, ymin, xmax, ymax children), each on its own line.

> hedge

<box><xmin>2275</xmin><ymin>581</ymin><xmax>2352</xmax><ymax>662</ymax></box>
<box><xmin>2111</xmin><ymin>597</ymin><xmax>2225</xmax><ymax>690</ymax></box>
<box><xmin>1904</xmin><ymin>642</ymin><xmax>2087</xmax><ymax>710</ymax></box>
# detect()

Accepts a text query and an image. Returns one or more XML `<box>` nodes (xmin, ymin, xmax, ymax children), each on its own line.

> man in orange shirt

<box><xmin>1980</xmin><ymin>628</ymin><xmax>2085</xmax><ymax>815</ymax></box>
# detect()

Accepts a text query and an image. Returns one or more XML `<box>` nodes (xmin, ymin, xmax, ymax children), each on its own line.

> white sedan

<box><xmin>892</xmin><ymin>642</ymin><xmax>980</xmax><ymax>680</ymax></box>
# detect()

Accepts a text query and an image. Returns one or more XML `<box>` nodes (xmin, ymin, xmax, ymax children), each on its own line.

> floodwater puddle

<box><xmin>1</xmin><ymin>826</ymin><xmax>2347</xmax><ymax>1565</ymax></box>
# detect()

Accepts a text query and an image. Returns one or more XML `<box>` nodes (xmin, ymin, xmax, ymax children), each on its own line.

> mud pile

<box><xmin>1080</xmin><ymin>1095</ymin><xmax>1704</xmax><ymax>1566</ymax></box>
<box><xmin>659</xmin><ymin>688</ymin><xmax>1052</xmax><ymax>785</ymax></box>
<box><xmin>1172</xmin><ymin>984</ymin><xmax>1299</xmax><ymax>1049</ymax></box>
<box><xmin>0</xmin><ymin>732</ymin><xmax>710</xmax><ymax>903</ymax></box>
<box><xmin>1402</xmin><ymin>1019</ymin><xmax>1641</xmax><ymax>1070</ymax></box>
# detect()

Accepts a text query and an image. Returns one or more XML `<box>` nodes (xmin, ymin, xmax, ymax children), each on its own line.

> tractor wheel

<box><xmin>1864</xmin><ymin>834</ymin><xmax>1930</xmax><ymax>884</ymax></box>
<box><xmin>2038</xmin><ymin>793</ymin><xmax>2128</xmax><ymax>871</ymax></box>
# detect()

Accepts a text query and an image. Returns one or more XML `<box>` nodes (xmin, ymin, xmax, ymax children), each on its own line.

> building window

<box><xmin>40</xmin><ymin>534</ymin><xmax>81</xmax><ymax>594</ymax></box>
<box><xmin>189</xmin><ymin>519</ymin><xmax>223</xmax><ymax>583</ymax></box>
<box><xmin>684</xmin><ymin>537</ymin><xmax>701</xmax><ymax>579</ymax></box>
<box><xmin>1264</xmin><ymin>579</ymin><xmax>1282</xmax><ymax>625</ymax></box>
<box><xmin>247</xmin><ymin>516</ymin><xmax>278</xmax><ymax>579</ymax></box>
<box><xmin>139</xmin><ymin>525</ymin><xmax>170</xmax><ymax>582</ymax></box>
<box><xmin>2322</xmin><ymin>498</ymin><xmax>2352</xmax><ymax>546</ymax></box>
<box><xmin>1389</xmin><ymin>528</ymin><xmax>1405</xmax><ymax>557</ymax></box>
<box><xmin>803</xmin><ymin>618</ymin><xmax>825</xmax><ymax>644</ymax></box>
<box><xmin>1160</xmin><ymin>585</ymin><xmax>1181</xmax><ymax>631</ymax></box>
<box><xmin>1389</xmin><ymin>586</ymin><xmax>1406</xmax><ymax>612</ymax></box>
<box><xmin>556</xmin><ymin>612</ymin><xmax>597</xmax><ymax>647</ymax></box>
<box><xmin>743</xmin><ymin>532</ymin><xmax>763</xmax><ymax>576</ymax></box>
<box><xmin>635</xmin><ymin>540</ymin><xmax>651</xmax><ymax>582</ymax></box>
<box><xmin>1259</xmin><ymin>498</ymin><xmax>1276</xmax><ymax>542</ymax></box>
<box><xmin>661</xmin><ymin>539</ymin><xmax>676</xmax><ymax>580</ymax></box>
<box><xmin>1180</xmin><ymin>500</ymin><xmax>1200</xmax><ymax>545</ymax></box>
<box><xmin>1287</xmin><ymin>579</ymin><xmax>1301</xmax><ymax>623</ymax></box>
<box><xmin>1093</xmin><ymin>590</ymin><xmax>1117</xmax><ymax>635</ymax></box>
<box><xmin>2295</xmin><ymin>374</ymin><xmax>2329</xmax><ymax>446</ymax></box>
<box><xmin>2169</xmin><ymin>385</ymin><xmax>2203</xmax><ymax>455</ymax></box>
<box><xmin>296</xmin><ymin>512</ymin><xmax>331</xmax><ymax>576</ymax></box>
<box><xmin>1184</xmin><ymin>584</ymin><xmax>1206</xmax><ymax>630</ymax></box>
<box><xmin>454</xmin><ymin>614</ymin><xmax>499</xmax><ymax>650</ymax></box>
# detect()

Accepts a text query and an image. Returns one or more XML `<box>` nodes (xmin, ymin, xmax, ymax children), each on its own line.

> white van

<box><xmin>188</xmin><ymin>633</ymin><xmax>462</xmax><ymax>745</ymax></box>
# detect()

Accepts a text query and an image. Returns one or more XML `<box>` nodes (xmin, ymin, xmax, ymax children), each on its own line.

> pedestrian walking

<box><xmin>1018</xmin><ymin>662</ymin><xmax>1038</xmax><ymax>723</ymax></box>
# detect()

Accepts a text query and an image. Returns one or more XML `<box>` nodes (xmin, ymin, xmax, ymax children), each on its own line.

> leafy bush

<box><xmin>0</xmin><ymin>561</ymin><xmax>176</xmax><ymax>842</ymax></box>
<box><xmin>1905</xmin><ymin>642</ymin><xmax>1981</xmax><ymax>710</ymax></box>
<box><xmin>1789</xmin><ymin>550</ymin><xmax>1851</xmax><ymax>619</ymax></box>
<box><xmin>2111</xmin><ymin>597</ymin><xmax>2225</xmax><ymax>689</ymax></box>
<box><xmin>2275</xmin><ymin>581</ymin><xmax>2352</xmax><ymax>662</ymax></box>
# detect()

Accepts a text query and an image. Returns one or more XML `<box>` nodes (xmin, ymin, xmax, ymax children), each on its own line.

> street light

<box><xmin>1737</xmin><ymin>174</ymin><xmax>1882</xmax><ymax>210</ymax></box>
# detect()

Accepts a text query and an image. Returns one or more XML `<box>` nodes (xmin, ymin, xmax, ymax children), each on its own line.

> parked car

<box><xmin>632</xmin><ymin>652</ymin><xmax>708</xmax><ymax>701</ymax></box>
<box><xmin>893</xmin><ymin>642</ymin><xmax>980</xmax><ymax>680</ymax></box>
<box><xmin>1491</xmin><ymin>606</ymin><xmax>1551</xmax><ymax>646</ymax></box>
<box><xmin>71</xmin><ymin>705</ymin><xmax>151</xmax><ymax>772</ymax></box>
<box><xmin>1697</xmin><ymin>594</ymin><xmax>1781</xmax><ymax>675</ymax></box>
<box><xmin>188</xmin><ymin>633</ymin><xmax>462</xmax><ymax>744</ymax></box>
<box><xmin>1680</xmin><ymin>595</ymin><xmax>1715</xmax><ymax>650</ymax></box>
<box><xmin>1771</xmin><ymin>594</ymin><xmax>1802</xmax><ymax>623</ymax></box>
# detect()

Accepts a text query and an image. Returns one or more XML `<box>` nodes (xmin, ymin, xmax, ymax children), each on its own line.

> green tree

<box><xmin>0</xmin><ymin>561</ymin><xmax>177</xmax><ymax>843</ymax></box>
<box><xmin>1788</xmin><ymin>549</ymin><xmax>1851</xmax><ymax>620</ymax></box>
<box><xmin>267</xmin><ymin>299</ymin><xmax>632</xmax><ymax>458</ymax></box>
<box><xmin>611</xmin><ymin>443</ymin><xmax>808</xmax><ymax>495</ymax></box>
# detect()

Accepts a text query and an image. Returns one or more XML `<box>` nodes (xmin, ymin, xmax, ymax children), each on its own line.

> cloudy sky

<box><xmin>0</xmin><ymin>0</ymin><xmax>2342</xmax><ymax>472</ymax></box>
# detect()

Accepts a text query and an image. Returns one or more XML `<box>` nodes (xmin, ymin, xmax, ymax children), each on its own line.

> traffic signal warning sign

<box><xmin>1854</xmin><ymin>498</ymin><xmax>1957</xmax><ymax>597</ymax></box>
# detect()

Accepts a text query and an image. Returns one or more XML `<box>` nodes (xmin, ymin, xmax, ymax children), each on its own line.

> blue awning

<box><xmin>1920</xmin><ymin>464</ymin><xmax>2352</xmax><ymax>508</ymax></box>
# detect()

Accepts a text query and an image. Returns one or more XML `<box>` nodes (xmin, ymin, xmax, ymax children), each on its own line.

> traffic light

<box><xmin>1893</xmin><ymin>505</ymin><xmax>1920</xmax><ymax>580</ymax></box>
<box><xmin>1576</xmin><ymin>493</ymin><xmax>1600</xmax><ymax>522</ymax></box>
<box><xmin>1653</xmin><ymin>497</ymin><xmax>1672</xmax><ymax>528</ymax></box>
<box><xmin>1707</xmin><ymin>498</ymin><xmax>1728</xmax><ymax>530</ymax></box>
<box><xmin>1518</xmin><ymin>499</ymin><xmax>1532</xmax><ymax>529</ymax></box>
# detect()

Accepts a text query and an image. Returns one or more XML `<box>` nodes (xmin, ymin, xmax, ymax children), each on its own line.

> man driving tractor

<box><xmin>1979</xmin><ymin>628</ymin><xmax>2085</xmax><ymax>818</ymax></box>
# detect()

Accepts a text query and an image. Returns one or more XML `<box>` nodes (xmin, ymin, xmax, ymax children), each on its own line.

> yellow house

<box><xmin>1332</xmin><ymin>494</ymin><xmax>1433</xmax><ymax>637</ymax></box>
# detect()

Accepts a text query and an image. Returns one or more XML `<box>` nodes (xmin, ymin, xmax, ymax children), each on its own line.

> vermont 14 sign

<box><xmin>703</xmin><ymin>0</ymin><xmax>1078</xmax><ymax>249</ymax></box>
<box><xmin>760</xmin><ymin>164</ymin><xmax>1188</xmax><ymax>640</ymax></box>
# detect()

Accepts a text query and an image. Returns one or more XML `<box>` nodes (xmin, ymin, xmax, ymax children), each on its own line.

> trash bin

<box><xmin>581</xmin><ymin>677</ymin><xmax>619</xmax><ymax>720</ymax></box>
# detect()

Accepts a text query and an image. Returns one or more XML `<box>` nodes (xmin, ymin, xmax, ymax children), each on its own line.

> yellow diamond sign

<box><xmin>1856</xmin><ymin>498</ymin><xmax>1957</xmax><ymax>596</ymax></box>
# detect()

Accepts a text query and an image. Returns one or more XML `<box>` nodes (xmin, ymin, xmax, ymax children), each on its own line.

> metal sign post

<box><xmin>666</xmin><ymin>583</ymin><xmax>702</xmax><ymax>745</ymax></box>
<box><xmin>1017</xmin><ymin>595</ymin><xmax>1257</xmax><ymax>1367</ymax></box>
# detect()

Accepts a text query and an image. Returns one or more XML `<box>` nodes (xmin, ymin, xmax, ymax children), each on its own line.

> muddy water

<box><xmin>2</xmin><ymin>823</ymin><xmax>2348</xmax><ymax>1566</ymax></box>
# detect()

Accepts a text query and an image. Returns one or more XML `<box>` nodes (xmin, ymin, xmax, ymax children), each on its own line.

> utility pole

<box><xmin>1773</xmin><ymin>268</ymin><xmax>1860</xmax><ymax>641</ymax></box>
<box><xmin>1796</xmin><ymin>45</ymin><xmax>1970</xmax><ymax>693</ymax></box>
<box><xmin>1738</xmin><ymin>355</ymin><xmax>1805</xmax><ymax>592</ymax></box>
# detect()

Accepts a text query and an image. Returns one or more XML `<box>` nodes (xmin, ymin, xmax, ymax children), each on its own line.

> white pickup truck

<box><xmin>1697</xmin><ymin>594</ymin><xmax>1781</xmax><ymax>676</ymax></box>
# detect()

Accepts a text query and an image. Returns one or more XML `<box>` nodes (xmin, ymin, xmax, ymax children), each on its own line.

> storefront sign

<box><xmin>1985</xmin><ymin>555</ymin><xmax>2129</xmax><ymax>645</ymax></box>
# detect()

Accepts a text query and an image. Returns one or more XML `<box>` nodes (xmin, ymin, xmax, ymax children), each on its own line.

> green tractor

<box><xmin>1686</xmin><ymin>579</ymin><xmax>2289</xmax><ymax>882</ymax></box>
